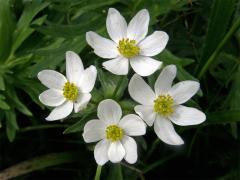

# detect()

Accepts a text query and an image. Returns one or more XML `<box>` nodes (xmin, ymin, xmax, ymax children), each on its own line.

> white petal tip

<box><xmin>140</xmin><ymin>9</ymin><xmax>149</xmax><ymax>13</ymax></box>
<box><xmin>86</xmin><ymin>32</ymin><xmax>94</xmax><ymax>45</ymax></box>
<box><xmin>89</xmin><ymin>65</ymin><xmax>97</xmax><ymax>72</ymax></box>
<box><xmin>45</xmin><ymin>117</ymin><xmax>58</xmax><ymax>121</ymax></box>
<box><xmin>163</xmin><ymin>139</ymin><xmax>184</xmax><ymax>146</ymax></box>
<box><xmin>37</xmin><ymin>71</ymin><xmax>43</xmax><ymax>79</ymax></box>
<box><xmin>66</xmin><ymin>50</ymin><xmax>75</xmax><ymax>55</ymax></box>
<box><xmin>166</xmin><ymin>64</ymin><xmax>176</xmax><ymax>70</ymax></box>
<box><xmin>108</xmin><ymin>8</ymin><xmax>118</xmax><ymax>13</ymax></box>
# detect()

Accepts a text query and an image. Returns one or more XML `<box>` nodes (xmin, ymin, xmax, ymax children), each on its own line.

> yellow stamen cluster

<box><xmin>106</xmin><ymin>125</ymin><xmax>124</xmax><ymax>142</ymax></box>
<box><xmin>63</xmin><ymin>82</ymin><xmax>78</xmax><ymax>101</ymax></box>
<box><xmin>154</xmin><ymin>94</ymin><xmax>174</xmax><ymax>116</ymax></box>
<box><xmin>117</xmin><ymin>38</ymin><xmax>140</xmax><ymax>58</ymax></box>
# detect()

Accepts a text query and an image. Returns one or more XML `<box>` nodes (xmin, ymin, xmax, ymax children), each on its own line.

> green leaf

<box><xmin>0</xmin><ymin>75</ymin><xmax>5</xmax><ymax>90</ymax></box>
<box><xmin>197</xmin><ymin>0</ymin><xmax>236</xmax><ymax>77</ymax></box>
<box><xmin>227</xmin><ymin>65</ymin><xmax>240</xmax><ymax>138</ymax></box>
<box><xmin>0</xmin><ymin>98</ymin><xmax>10</xmax><ymax>110</ymax></box>
<box><xmin>200</xmin><ymin>0</ymin><xmax>235</xmax><ymax>62</ymax></box>
<box><xmin>12</xmin><ymin>15</ymin><xmax>47</xmax><ymax>52</ymax></box>
<box><xmin>207</xmin><ymin>110</ymin><xmax>240</xmax><ymax>124</ymax></box>
<box><xmin>29</xmin><ymin>35</ymin><xmax>86</xmax><ymax>77</ymax></box>
<box><xmin>13</xmin><ymin>1</ymin><xmax>49</xmax><ymax>53</ymax></box>
<box><xmin>0</xmin><ymin>0</ymin><xmax>14</xmax><ymax>62</ymax></box>
<box><xmin>6</xmin><ymin>110</ymin><xmax>19</xmax><ymax>142</ymax></box>
<box><xmin>7</xmin><ymin>88</ymin><xmax>32</xmax><ymax>116</ymax></box>
<box><xmin>70</xmin><ymin>0</ymin><xmax>119</xmax><ymax>20</ymax></box>
<box><xmin>0</xmin><ymin>152</ymin><xmax>79</xmax><ymax>179</ymax></box>
<box><xmin>33</xmin><ymin>14</ymin><xmax>104</xmax><ymax>38</ymax></box>
<box><xmin>63</xmin><ymin>102</ymin><xmax>96</xmax><ymax>135</ymax></box>
<box><xmin>157</xmin><ymin>49</ymin><xmax>194</xmax><ymax>66</ymax></box>
<box><xmin>228</xmin><ymin>65</ymin><xmax>240</xmax><ymax>109</ymax></box>
<box><xmin>98</xmin><ymin>69</ymin><xmax>128</xmax><ymax>100</ymax></box>
<box><xmin>63</xmin><ymin>118</ymin><xmax>88</xmax><ymax>134</ymax></box>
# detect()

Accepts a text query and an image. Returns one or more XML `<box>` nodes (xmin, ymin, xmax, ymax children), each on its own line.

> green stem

<box><xmin>197</xmin><ymin>17</ymin><xmax>240</xmax><ymax>79</ymax></box>
<box><xmin>20</xmin><ymin>124</ymin><xmax>69</xmax><ymax>133</ymax></box>
<box><xmin>142</xmin><ymin>153</ymin><xmax>179</xmax><ymax>174</ymax></box>
<box><xmin>144</xmin><ymin>139</ymin><xmax>160</xmax><ymax>161</ymax></box>
<box><xmin>94</xmin><ymin>165</ymin><xmax>102</xmax><ymax>180</ymax></box>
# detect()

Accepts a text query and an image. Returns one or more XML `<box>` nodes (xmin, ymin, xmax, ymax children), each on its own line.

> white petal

<box><xmin>45</xmin><ymin>101</ymin><xmax>73</xmax><ymax>121</ymax></box>
<box><xmin>127</xmin><ymin>9</ymin><xmax>150</xmax><ymax>43</ymax></box>
<box><xmin>74</xmin><ymin>93</ymin><xmax>91</xmax><ymax>113</ymax></box>
<box><xmin>78</xmin><ymin>65</ymin><xmax>97</xmax><ymax>93</ymax></box>
<box><xmin>38</xmin><ymin>70</ymin><xmax>67</xmax><ymax>90</ymax></box>
<box><xmin>169</xmin><ymin>81</ymin><xmax>200</xmax><ymax>105</ymax></box>
<box><xmin>139</xmin><ymin>31</ymin><xmax>169</xmax><ymax>56</ymax></box>
<box><xmin>97</xmin><ymin>99</ymin><xmax>122</xmax><ymax>124</ymax></box>
<box><xmin>154</xmin><ymin>65</ymin><xmax>177</xmax><ymax>95</ymax></box>
<box><xmin>107</xmin><ymin>8</ymin><xmax>127</xmax><ymax>43</ymax></box>
<box><xmin>108</xmin><ymin>141</ymin><xmax>125</xmax><ymax>163</ymax></box>
<box><xmin>102</xmin><ymin>56</ymin><xmax>129</xmax><ymax>75</ymax></box>
<box><xmin>122</xmin><ymin>136</ymin><xmax>137</xmax><ymax>164</ymax></box>
<box><xmin>128</xmin><ymin>74</ymin><xmax>155</xmax><ymax>105</ymax></box>
<box><xmin>134</xmin><ymin>105</ymin><xmax>156</xmax><ymax>126</ymax></box>
<box><xmin>94</xmin><ymin>139</ymin><xmax>110</xmax><ymax>165</ymax></box>
<box><xmin>154</xmin><ymin>116</ymin><xmax>184</xmax><ymax>145</ymax></box>
<box><xmin>39</xmin><ymin>89</ymin><xmax>65</xmax><ymax>107</ymax></box>
<box><xmin>82</xmin><ymin>119</ymin><xmax>106</xmax><ymax>143</ymax></box>
<box><xmin>119</xmin><ymin>114</ymin><xmax>146</xmax><ymax>136</ymax></box>
<box><xmin>86</xmin><ymin>31</ymin><xmax>118</xmax><ymax>59</ymax></box>
<box><xmin>130</xmin><ymin>56</ymin><xmax>162</xmax><ymax>76</ymax></box>
<box><xmin>169</xmin><ymin>105</ymin><xmax>206</xmax><ymax>126</ymax></box>
<box><xmin>66</xmin><ymin>51</ymin><xmax>84</xmax><ymax>83</ymax></box>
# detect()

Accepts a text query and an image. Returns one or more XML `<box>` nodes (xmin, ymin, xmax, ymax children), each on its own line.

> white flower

<box><xmin>128</xmin><ymin>65</ymin><xmax>206</xmax><ymax>145</ymax></box>
<box><xmin>38</xmin><ymin>51</ymin><xmax>97</xmax><ymax>121</ymax></box>
<box><xmin>86</xmin><ymin>8</ymin><xmax>169</xmax><ymax>76</ymax></box>
<box><xmin>82</xmin><ymin>99</ymin><xmax>146</xmax><ymax>165</ymax></box>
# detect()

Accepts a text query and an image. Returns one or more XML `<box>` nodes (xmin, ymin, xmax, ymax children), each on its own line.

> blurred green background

<box><xmin>0</xmin><ymin>0</ymin><xmax>240</xmax><ymax>179</ymax></box>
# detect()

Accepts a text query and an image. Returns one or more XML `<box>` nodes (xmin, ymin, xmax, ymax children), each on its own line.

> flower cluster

<box><xmin>38</xmin><ymin>8</ymin><xmax>206</xmax><ymax>165</ymax></box>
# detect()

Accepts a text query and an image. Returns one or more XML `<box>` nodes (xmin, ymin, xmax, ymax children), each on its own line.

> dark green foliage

<box><xmin>0</xmin><ymin>0</ymin><xmax>240</xmax><ymax>179</ymax></box>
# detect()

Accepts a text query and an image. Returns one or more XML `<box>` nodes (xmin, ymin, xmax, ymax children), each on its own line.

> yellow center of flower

<box><xmin>63</xmin><ymin>82</ymin><xmax>78</xmax><ymax>101</ymax></box>
<box><xmin>154</xmin><ymin>94</ymin><xmax>174</xmax><ymax>116</ymax></box>
<box><xmin>117</xmin><ymin>38</ymin><xmax>140</xmax><ymax>58</ymax></box>
<box><xmin>106</xmin><ymin>125</ymin><xmax>123</xmax><ymax>142</ymax></box>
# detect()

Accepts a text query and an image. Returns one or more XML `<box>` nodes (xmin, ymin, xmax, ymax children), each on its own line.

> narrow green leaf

<box><xmin>0</xmin><ymin>98</ymin><xmax>10</xmax><ymax>110</ymax></box>
<box><xmin>6</xmin><ymin>110</ymin><xmax>19</xmax><ymax>142</ymax></box>
<box><xmin>207</xmin><ymin>110</ymin><xmax>240</xmax><ymax>124</ymax></box>
<box><xmin>0</xmin><ymin>0</ymin><xmax>14</xmax><ymax>61</ymax></box>
<box><xmin>63</xmin><ymin>114</ymin><xmax>91</xmax><ymax>134</ymax></box>
<box><xmin>0</xmin><ymin>75</ymin><xmax>5</xmax><ymax>90</ymax></box>
<box><xmin>0</xmin><ymin>152</ymin><xmax>79</xmax><ymax>179</ymax></box>
<box><xmin>157</xmin><ymin>49</ymin><xmax>194</xmax><ymax>66</ymax></box>
<box><xmin>227</xmin><ymin>65</ymin><xmax>240</xmax><ymax>138</ymax></box>
<box><xmin>71</xmin><ymin>0</ymin><xmax>119</xmax><ymax>20</ymax></box>
<box><xmin>30</xmin><ymin>35</ymin><xmax>86</xmax><ymax>77</ymax></box>
<box><xmin>197</xmin><ymin>0</ymin><xmax>236</xmax><ymax>77</ymax></box>
<box><xmin>7</xmin><ymin>88</ymin><xmax>32</xmax><ymax>116</ymax></box>
<box><xmin>33</xmin><ymin>14</ymin><xmax>104</xmax><ymax>38</ymax></box>
<box><xmin>12</xmin><ymin>1</ymin><xmax>49</xmax><ymax>52</ymax></box>
<box><xmin>198</xmin><ymin>17</ymin><xmax>240</xmax><ymax>79</ymax></box>
<box><xmin>12</xmin><ymin>15</ymin><xmax>47</xmax><ymax>52</ymax></box>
